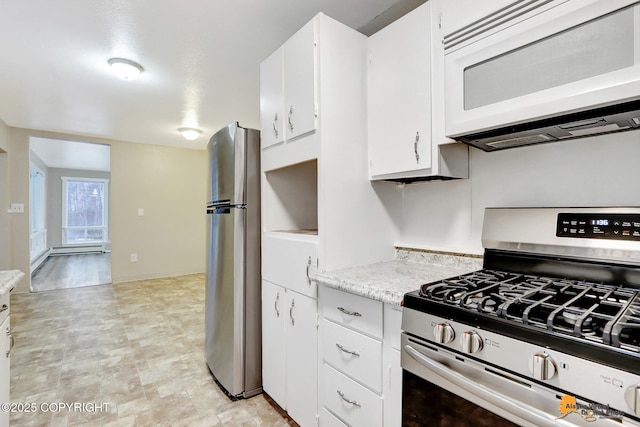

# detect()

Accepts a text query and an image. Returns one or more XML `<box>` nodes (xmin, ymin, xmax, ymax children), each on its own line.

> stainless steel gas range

<box><xmin>401</xmin><ymin>207</ymin><xmax>640</xmax><ymax>427</ymax></box>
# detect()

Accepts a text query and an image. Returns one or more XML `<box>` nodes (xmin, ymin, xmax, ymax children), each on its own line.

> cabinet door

<box><xmin>260</xmin><ymin>47</ymin><xmax>285</xmax><ymax>149</ymax></box>
<box><xmin>0</xmin><ymin>316</ymin><xmax>9</xmax><ymax>427</ymax></box>
<box><xmin>368</xmin><ymin>2</ymin><xmax>432</xmax><ymax>178</ymax></box>
<box><xmin>283</xmin><ymin>19</ymin><xmax>317</xmax><ymax>141</ymax></box>
<box><xmin>383</xmin><ymin>348</ymin><xmax>402</xmax><ymax>427</ymax></box>
<box><xmin>262</xmin><ymin>281</ymin><xmax>286</xmax><ymax>408</ymax></box>
<box><xmin>285</xmin><ymin>291</ymin><xmax>318</xmax><ymax>427</ymax></box>
<box><xmin>262</xmin><ymin>233</ymin><xmax>318</xmax><ymax>298</ymax></box>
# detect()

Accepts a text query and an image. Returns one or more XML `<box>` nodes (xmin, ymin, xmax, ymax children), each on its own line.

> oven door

<box><xmin>444</xmin><ymin>0</ymin><xmax>640</xmax><ymax>139</ymax></box>
<box><xmin>401</xmin><ymin>333</ymin><xmax>634</xmax><ymax>427</ymax></box>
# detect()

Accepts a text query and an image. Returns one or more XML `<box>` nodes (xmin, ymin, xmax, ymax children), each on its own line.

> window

<box><xmin>62</xmin><ymin>177</ymin><xmax>109</xmax><ymax>244</ymax></box>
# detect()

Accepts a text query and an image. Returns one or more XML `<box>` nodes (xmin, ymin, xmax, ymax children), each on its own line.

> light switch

<box><xmin>138</xmin><ymin>208</ymin><xmax>144</xmax><ymax>216</ymax></box>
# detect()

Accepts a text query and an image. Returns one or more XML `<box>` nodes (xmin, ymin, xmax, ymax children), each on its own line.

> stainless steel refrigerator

<box><xmin>205</xmin><ymin>122</ymin><xmax>262</xmax><ymax>398</ymax></box>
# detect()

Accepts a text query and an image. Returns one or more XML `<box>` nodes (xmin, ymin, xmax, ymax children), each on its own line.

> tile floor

<box><xmin>10</xmin><ymin>274</ymin><xmax>296</xmax><ymax>426</ymax></box>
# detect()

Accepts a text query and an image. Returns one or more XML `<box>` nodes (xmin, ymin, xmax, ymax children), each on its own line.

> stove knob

<box><xmin>625</xmin><ymin>385</ymin><xmax>640</xmax><ymax>416</ymax></box>
<box><xmin>529</xmin><ymin>353</ymin><xmax>557</xmax><ymax>381</ymax></box>
<box><xmin>433</xmin><ymin>323</ymin><xmax>455</xmax><ymax>344</ymax></box>
<box><xmin>461</xmin><ymin>331</ymin><xmax>483</xmax><ymax>354</ymax></box>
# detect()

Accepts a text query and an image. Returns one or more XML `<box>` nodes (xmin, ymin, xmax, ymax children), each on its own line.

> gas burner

<box><xmin>420</xmin><ymin>269</ymin><xmax>640</xmax><ymax>349</ymax></box>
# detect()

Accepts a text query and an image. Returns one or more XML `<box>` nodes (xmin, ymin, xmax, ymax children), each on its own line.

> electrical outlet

<box><xmin>130</xmin><ymin>254</ymin><xmax>138</xmax><ymax>262</ymax></box>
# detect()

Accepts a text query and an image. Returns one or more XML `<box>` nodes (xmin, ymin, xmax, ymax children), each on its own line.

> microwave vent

<box><xmin>454</xmin><ymin>99</ymin><xmax>640</xmax><ymax>151</ymax></box>
<box><xmin>486</xmin><ymin>134</ymin><xmax>554</xmax><ymax>149</ymax></box>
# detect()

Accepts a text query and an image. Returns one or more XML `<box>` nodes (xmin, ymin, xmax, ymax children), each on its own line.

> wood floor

<box><xmin>31</xmin><ymin>253</ymin><xmax>112</xmax><ymax>292</ymax></box>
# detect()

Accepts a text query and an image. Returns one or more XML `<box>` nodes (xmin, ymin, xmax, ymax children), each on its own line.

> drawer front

<box><xmin>322</xmin><ymin>319</ymin><xmax>382</xmax><ymax>393</ymax></box>
<box><xmin>383</xmin><ymin>303</ymin><xmax>403</xmax><ymax>351</ymax></box>
<box><xmin>0</xmin><ymin>292</ymin><xmax>9</xmax><ymax>325</ymax></box>
<box><xmin>321</xmin><ymin>287</ymin><xmax>382</xmax><ymax>339</ymax></box>
<box><xmin>320</xmin><ymin>407</ymin><xmax>348</xmax><ymax>427</ymax></box>
<box><xmin>263</xmin><ymin>233</ymin><xmax>317</xmax><ymax>298</ymax></box>
<box><xmin>322</xmin><ymin>363</ymin><xmax>383</xmax><ymax>427</ymax></box>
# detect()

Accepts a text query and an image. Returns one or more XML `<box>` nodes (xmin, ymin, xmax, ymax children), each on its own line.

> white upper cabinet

<box><xmin>260</xmin><ymin>47</ymin><xmax>284</xmax><ymax>149</ymax></box>
<box><xmin>283</xmin><ymin>20</ymin><xmax>317</xmax><ymax>142</ymax></box>
<box><xmin>367</xmin><ymin>0</ymin><xmax>468</xmax><ymax>181</ymax></box>
<box><xmin>368</xmin><ymin>2</ymin><xmax>432</xmax><ymax>178</ymax></box>
<box><xmin>260</xmin><ymin>19</ymin><xmax>317</xmax><ymax>165</ymax></box>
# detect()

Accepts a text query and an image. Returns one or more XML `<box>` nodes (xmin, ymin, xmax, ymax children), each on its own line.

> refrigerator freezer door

<box><xmin>205</xmin><ymin>206</ymin><xmax>245</xmax><ymax>396</ymax></box>
<box><xmin>208</xmin><ymin>122</ymin><xmax>246</xmax><ymax>205</ymax></box>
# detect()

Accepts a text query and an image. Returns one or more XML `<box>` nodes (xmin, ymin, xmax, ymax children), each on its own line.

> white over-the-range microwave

<box><xmin>444</xmin><ymin>0</ymin><xmax>640</xmax><ymax>151</ymax></box>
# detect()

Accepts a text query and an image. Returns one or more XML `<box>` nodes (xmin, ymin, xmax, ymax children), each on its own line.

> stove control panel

<box><xmin>557</xmin><ymin>213</ymin><xmax>640</xmax><ymax>241</ymax></box>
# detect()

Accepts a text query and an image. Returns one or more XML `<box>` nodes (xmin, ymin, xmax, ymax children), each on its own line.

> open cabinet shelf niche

<box><xmin>262</xmin><ymin>159</ymin><xmax>318</xmax><ymax>235</ymax></box>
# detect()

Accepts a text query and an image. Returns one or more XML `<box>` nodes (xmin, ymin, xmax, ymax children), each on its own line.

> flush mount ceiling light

<box><xmin>178</xmin><ymin>127</ymin><xmax>203</xmax><ymax>140</ymax></box>
<box><xmin>108</xmin><ymin>58</ymin><xmax>144</xmax><ymax>80</ymax></box>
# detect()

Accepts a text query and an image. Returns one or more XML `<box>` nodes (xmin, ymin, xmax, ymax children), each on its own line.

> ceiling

<box><xmin>30</xmin><ymin>137</ymin><xmax>111</xmax><ymax>172</ymax></box>
<box><xmin>0</xmin><ymin>0</ymin><xmax>422</xmax><ymax>152</ymax></box>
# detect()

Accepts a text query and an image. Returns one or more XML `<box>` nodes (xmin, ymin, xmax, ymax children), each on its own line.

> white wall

<box><xmin>398</xmin><ymin>131</ymin><xmax>640</xmax><ymax>254</ymax></box>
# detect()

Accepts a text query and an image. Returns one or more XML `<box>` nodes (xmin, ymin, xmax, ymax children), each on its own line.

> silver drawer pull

<box><xmin>0</xmin><ymin>304</ymin><xmax>7</xmax><ymax>313</ymax></box>
<box><xmin>337</xmin><ymin>390</ymin><xmax>361</xmax><ymax>407</ymax></box>
<box><xmin>306</xmin><ymin>256</ymin><xmax>312</xmax><ymax>284</ymax></box>
<box><xmin>6</xmin><ymin>328</ymin><xmax>13</xmax><ymax>358</ymax></box>
<box><xmin>336</xmin><ymin>343</ymin><xmax>360</xmax><ymax>357</ymax></box>
<box><xmin>275</xmin><ymin>292</ymin><xmax>280</xmax><ymax>318</ymax></box>
<box><xmin>289</xmin><ymin>299</ymin><xmax>295</xmax><ymax>325</ymax></box>
<box><xmin>337</xmin><ymin>307</ymin><xmax>361</xmax><ymax>317</ymax></box>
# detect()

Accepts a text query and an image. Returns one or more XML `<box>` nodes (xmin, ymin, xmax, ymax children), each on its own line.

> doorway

<box><xmin>29</xmin><ymin>137</ymin><xmax>112</xmax><ymax>292</ymax></box>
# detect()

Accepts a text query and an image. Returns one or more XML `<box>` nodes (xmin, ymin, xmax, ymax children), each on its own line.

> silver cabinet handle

<box><xmin>337</xmin><ymin>307</ymin><xmax>362</xmax><ymax>317</ymax></box>
<box><xmin>273</xmin><ymin>113</ymin><xmax>279</xmax><ymax>138</ymax></box>
<box><xmin>414</xmin><ymin>131</ymin><xmax>420</xmax><ymax>163</ymax></box>
<box><xmin>275</xmin><ymin>292</ymin><xmax>280</xmax><ymax>318</ymax></box>
<box><xmin>6</xmin><ymin>328</ymin><xmax>13</xmax><ymax>358</ymax></box>
<box><xmin>336</xmin><ymin>343</ymin><xmax>360</xmax><ymax>357</ymax></box>
<box><xmin>404</xmin><ymin>344</ymin><xmax>575</xmax><ymax>427</ymax></box>
<box><xmin>0</xmin><ymin>304</ymin><xmax>7</xmax><ymax>313</ymax></box>
<box><xmin>288</xmin><ymin>105</ymin><xmax>294</xmax><ymax>132</ymax></box>
<box><xmin>337</xmin><ymin>390</ymin><xmax>361</xmax><ymax>407</ymax></box>
<box><xmin>306</xmin><ymin>256</ymin><xmax>312</xmax><ymax>284</ymax></box>
<box><xmin>289</xmin><ymin>299</ymin><xmax>295</xmax><ymax>325</ymax></box>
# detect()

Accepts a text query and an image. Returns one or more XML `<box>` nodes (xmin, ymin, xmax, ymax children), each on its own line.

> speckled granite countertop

<box><xmin>315</xmin><ymin>251</ymin><xmax>483</xmax><ymax>306</ymax></box>
<box><xmin>0</xmin><ymin>270</ymin><xmax>24</xmax><ymax>296</ymax></box>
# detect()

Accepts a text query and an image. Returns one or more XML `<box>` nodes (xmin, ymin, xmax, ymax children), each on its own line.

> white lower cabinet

<box><xmin>319</xmin><ymin>286</ymin><xmax>401</xmax><ymax>427</ymax></box>
<box><xmin>262</xmin><ymin>280</ymin><xmax>318</xmax><ymax>427</ymax></box>
<box><xmin>0</xmin><ymin>294</ymin><xmax>10</xmax><ymax>427</ymax></box>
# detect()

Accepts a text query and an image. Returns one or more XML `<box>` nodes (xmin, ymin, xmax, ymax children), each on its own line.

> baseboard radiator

<box><xmin>51</xmin><ymin>243</ymin><xmax>107</xmax><ymax>256</ymax></box>
<box><xmin>30</xmin><ymin>248</ymin><xmax>52</xmax><ymax>275</ymax></box>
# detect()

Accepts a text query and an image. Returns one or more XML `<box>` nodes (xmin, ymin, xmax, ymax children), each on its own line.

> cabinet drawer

<box><xmin>322</xmin><ymin>319</ymin><xmax>382</xmax><ymax>393</ymax></box>
<box><xmin>322</xmin><ymin>363</ymin><xmax>383</xmax><ymax>427</ymax></box>
<box><xmin>320</xmin><ymin>407</ymin><xmax>348</xmax><ymax>427</ymax></box>
<box><xmin>263</xmin><ymin>232</ymin><xmax>317</xmax><ymax>298</ymax></box>
<box><xmin>320</xmin><ymin>287</ymin><xmax>382</xmax><ymax>339</ymax></box>
<box><xmin>384</xmin><ymin>304</ymin><xmax>403</xmax><ymax>351</ymax></box>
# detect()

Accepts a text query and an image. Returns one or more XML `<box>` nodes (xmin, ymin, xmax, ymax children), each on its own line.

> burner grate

<box><xmin>611</xmin><ymin>294</ymin><xmax>640</xmax><ymax>352</ymax></box>
<box><xmin>419</xmin><ymin>270</ymin><xmax>638</xmax><ymax>348</ymax></box>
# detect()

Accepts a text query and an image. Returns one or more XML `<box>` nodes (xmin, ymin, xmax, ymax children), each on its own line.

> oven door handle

<box><xmin>404</xmin><ymin>345</ymin><xmax>578</xmax><ymax>427</ymax></box>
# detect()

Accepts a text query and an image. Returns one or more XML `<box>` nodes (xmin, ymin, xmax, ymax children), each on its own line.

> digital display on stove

<box><xmin>557</xmin><ymin>213</ymin><xmax>640</xmax><ymax>241</ymax></box>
